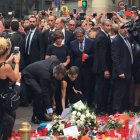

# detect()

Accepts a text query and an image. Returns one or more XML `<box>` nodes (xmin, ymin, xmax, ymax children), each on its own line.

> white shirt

<box><xmin>101</xmin><ymin>28</ymin><xmax>109</xmax><ymax>38</ymax></box>
<box><xmin>26</xmin><ymin>28</ymin><xmax>36</xmax><ymax>54</ymax></box>
<box><xmin>79</xmin><ymin>37</ymin><xmax>85</xmax><ymax>52</ymax></box>
<box><xmin>50</xmin><ymin>28</ymin><xmax>55</xmax><ymax>32</ymax></box>
<box><xmin>61</xmin><ymin>28</ymin><xmax>65</xmax><ymax>45</ymax></box>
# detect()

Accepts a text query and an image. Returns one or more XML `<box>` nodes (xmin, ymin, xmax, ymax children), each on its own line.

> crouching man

<box><xmin>21</xmin><ymin>57</ymin><xmax>66</xmax><ymax>123</ymax></box>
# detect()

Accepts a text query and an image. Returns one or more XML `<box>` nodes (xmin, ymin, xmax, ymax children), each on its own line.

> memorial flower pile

<box><xmin>48</xmin><ymin>101</ymin><xmax>97</xmax><ymax>137</ymax></box>
<box><xmin>9</xmin><ymin>103</ymin><xmax>140</xmax><ymax>140</ymax></box>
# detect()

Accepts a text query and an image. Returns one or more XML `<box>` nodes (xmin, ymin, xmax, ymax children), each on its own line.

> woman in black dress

<box><xmin>45</xmin><ymin>30</ymin><xmax>70</xmax><ymax>67</ymax></box>
<box><xmin>61</xmin><ymin>66</ymin><xmax>85</xmax><ymax>111</ymax></box>
<box><xmin>0</xmin><ymin>38</ymin><xmax>20</xmax><ymax>140</ymax></box>
<box><xmin>45</xmin><ymin>30</ymin><xmax>70</xmax><ymax>115</ymax></box>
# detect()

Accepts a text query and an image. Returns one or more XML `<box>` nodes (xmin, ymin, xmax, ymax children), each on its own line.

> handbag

<box><xmin>0</xmin><ymin>87</ymin><xmax>20</xmax><ymax>112</ymax></box>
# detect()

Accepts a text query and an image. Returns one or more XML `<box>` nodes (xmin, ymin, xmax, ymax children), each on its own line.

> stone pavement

<box><xmin>13</xmin><ymin>106</ymin><xmax>38</xmax><ymax>130</ymax></box>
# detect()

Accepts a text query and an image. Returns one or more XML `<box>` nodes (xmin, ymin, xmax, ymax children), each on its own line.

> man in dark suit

<box><xmin>93</xmin><ymin>19</ymin><xmax>112</xmax><ymax>114</ymax></box>
<box><xmin>111</xmin><ymin>24</ymin><xmax>133</xmax><ymax>113</ymax></box>
<box><xmin>39</xmin><ymin>15</ymin><xmax>56</xmax><ymax>60</ymax></box>
<box><xmin>10</xmin><ymin>21</ymin><xmax>25</xmax><ymax>53</ymax></box>
<box><xmin>55</xmin><ymin>18</ymin><xmax>74</xmax><ymax>50</ymax></box>
<box><xmin>68</xmin><ymin>20</ymin><xmax>76</xmax><ymax>33</ymax></box>
<box><xmin>1</xmin><ymin>19</ymin><xmax>11</xmax><ymax>38</ymax></box>
<box><xmin>20</xmin><ymin>16</ymin><xmax>42</xmax><ymax>70</ymax></box>
<box><xmin>21</xmin><ymin>57</ymin><xmax>66</xmax><ymax>123</ymax></box>
<box><xmin>70</xmin><ymin>27</ymin><xmax>94</xmax><ymax>106</ymax></box>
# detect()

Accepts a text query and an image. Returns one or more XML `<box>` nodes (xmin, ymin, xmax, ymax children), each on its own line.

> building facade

<box><xmin>0</xmin><ymin>0</ymin><xmax>139</xmax><ymax>18</ymax></box>
<box><xmin>126</xmin><ymin>0</ymin><xmax>140</xmax><ymax>10</ymax></box>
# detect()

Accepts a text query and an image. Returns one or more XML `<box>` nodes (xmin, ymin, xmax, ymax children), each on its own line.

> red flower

<box><xmin>65</xmin><ymin>122</ymin><xmax>71</xmax><ymax>128</ymax></box>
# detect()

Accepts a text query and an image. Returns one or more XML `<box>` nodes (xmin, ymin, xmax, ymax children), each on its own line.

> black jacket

<box><xmin>20</xmin><ymin>28</ymin><xmax>42</xmax><ymax>69</ymax></box>
<box><xmin>70</xmin><ymin>38</ymin><xmax>94</xmax><ymax>68</ymax></box>
<box><xmin>93</xmin><ymin>30</ymin><xmax>112</xmax><ymax>74</ymax></box>
<box><xmin>22</xmin><ymin>57</ymin><xmax>60</xmax><ymax>95</ymax></box>
<box><xmin>10</xmin><ymin>31</ymin><xmax>25</xmax><ymax>53</ymax></box>
<box><xmin>111</xmin><ymin>34</ymin><xmax>132</xmax><ymax>79</ymax></box>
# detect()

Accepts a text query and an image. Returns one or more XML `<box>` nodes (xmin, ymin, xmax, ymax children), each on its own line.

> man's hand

<box><xmin>104</xmin><ymin>70</ymin><xmax>110</xmax><ymax>79</ymax></box>
<box><xmin>119</xmin><ymin>73</ymin><xmax>125</xmax><ymax>79</ymax></box>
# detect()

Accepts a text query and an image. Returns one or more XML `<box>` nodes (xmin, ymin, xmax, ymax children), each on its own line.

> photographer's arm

<box><xmin>6</xmin><ymin>53</ymin><xmax>20</xmax><ymax>82</ymax></box>
<box><xmin>113</xmin><ymin>11</ymin><xmax>127</xmax><ymax>23</ymax></box>
<box><xmin>6</xmin><ymin>53</ymin><xmax>14</xmax><ymax>63</ymax></box>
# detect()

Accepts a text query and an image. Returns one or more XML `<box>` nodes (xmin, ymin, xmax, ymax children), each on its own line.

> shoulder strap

<box><xmin>0</xmin><ymin>62</ymin><xmax>6</xmax><ymax>68</ymax></box>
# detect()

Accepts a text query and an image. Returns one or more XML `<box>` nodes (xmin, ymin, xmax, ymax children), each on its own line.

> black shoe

<box><xmin>99</xmin><ymin>112</ymin><xmax>106</xmax><ymax>116</ymax></box>
<box><xmin>132</xmin><ymin>106</ymin><xmax>140</xmax><ymax>112</ymax></box>
<box><xmin>44</xmin><ymin>113</ymin><xmax>53</xmax><ymax>121</ymax></box>
<box><xmin>31</xmin><ymin>116</ymin><xmax>41</xmax><ymax>124</ymax></box>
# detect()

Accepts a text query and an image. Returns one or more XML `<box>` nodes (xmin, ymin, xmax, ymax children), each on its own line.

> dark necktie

<box><xmin>25</xmin><ymin>31</ymin><xmax>32</xmax><ymax>55</ymax></box>
<box><xmin>108</xmin><ymin>34</ymin><xmax>111</xmax><ymax>42</ymax></box>
<box><xmin>124</xmin><ymin>37</ymin><xmax>133</xmax><ymax>64</ymax></box>
<box><xmin>49</xmin><ymin>30</ymin><xmax>53</xmax><ymax>45</ymax></box>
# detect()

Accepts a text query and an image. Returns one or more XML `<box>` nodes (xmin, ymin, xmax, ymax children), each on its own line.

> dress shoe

<box><xmin>99</xmin><ymin>112</ymin><xmax>106</xmax><ymax>116</ymax></box>
<box><xmin>44</xmin><ymin>113</ymin><xmax>53</xmax><ymax>121</ymax></box>
<box><xmin>132</xmin><ymin>106</ymin><xmax>140</xmax><ymax>112</ymax></box>
<box><xmin>31</xmin><ymin>116</ymin><xmax>41</xmax><ymax>124</ymax></box>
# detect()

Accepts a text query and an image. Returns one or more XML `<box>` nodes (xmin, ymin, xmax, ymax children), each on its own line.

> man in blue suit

<box><xmin>70</xmin><ymin>27</ymin><xmax>94</xmax><ymax>106</ymax></box>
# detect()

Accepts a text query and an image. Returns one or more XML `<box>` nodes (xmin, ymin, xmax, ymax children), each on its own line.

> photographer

<box><xmin>0</xmin><ymin>37</ymin><xmax>20</xmax><ymax>140</ymax></box>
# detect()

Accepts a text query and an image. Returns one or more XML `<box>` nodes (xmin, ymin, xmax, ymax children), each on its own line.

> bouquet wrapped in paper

<box><xmin>129</xmin><ymin>118</ymin><xmax>140</xmax><ymax>140</ymax></box>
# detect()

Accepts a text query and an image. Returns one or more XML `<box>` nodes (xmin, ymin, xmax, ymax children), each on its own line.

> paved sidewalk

<box><xmin>13</xmin><ymin>106</ymin><xmax>38</xmax><ymax>130</ymax></box>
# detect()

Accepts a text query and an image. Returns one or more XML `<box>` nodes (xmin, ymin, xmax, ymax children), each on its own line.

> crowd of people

<box><xmin>0</xmin><ymin>8</ymin><xmax>140</xmax><ymax>139</ymax></box>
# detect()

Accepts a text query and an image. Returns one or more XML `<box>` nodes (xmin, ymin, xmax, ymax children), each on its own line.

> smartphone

<box><xmin>73</xmin><ymin>9</ymin><xmax>76</xmax><ymax>14</ymax></box>
<box><xmin>70</xmin><ymin>13</ymin><xmax>74</xmax><ymax>19</ymax></box>
<box><xmin>107</xmin><ymin>12</ymin><xmax>113</xmax><ymax>20</ymax></box>
<box><xmin>13</xmin><ymin>46</ymin><xmax>19</xmax><ymax>54</ymax></box>
<box><xmin>8</xmin><ymin>12</ymin><xmax>12</xmax><ymax>15</ymax></box>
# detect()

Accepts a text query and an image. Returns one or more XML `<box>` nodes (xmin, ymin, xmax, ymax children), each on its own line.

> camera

<box><xmin>79</xmin><ymin>12</ymin><xmax>86</xmax><ymax>20</ymax></box>
<box><xmin>131</xmin><ymin>6</ymin><xmax>137</xmax><ymax>11</ymax></box>
<box><xmin>107</xmin><ymin>12</ymin><xmax>113</xmax><ymax>20</ymax></box>
<box><xmin>13</xmin><ymin>46</ymin><xmax>19</xmax><ymax>54</ymax></box>
<box><xmin>122</xmin><ymin>17</ymin><xmax>140</xmax><ymax>44</ymax></box>
<box><xmin>41</xmin><ymin>10</ymin><xmax>46</xmax><ymax>16</ymax></box>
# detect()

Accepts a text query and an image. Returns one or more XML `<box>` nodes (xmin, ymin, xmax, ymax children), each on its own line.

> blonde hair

<box><xmin>0</xmin><ymin>37</ymin><xmax>11</xmax><ymax>57</ymax></box>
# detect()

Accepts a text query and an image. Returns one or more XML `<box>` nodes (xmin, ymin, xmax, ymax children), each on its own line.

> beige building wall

<box><xmin>91</xmin><ymin>0</ymin><xmax>116</xmax><ymax>13</ymax></box>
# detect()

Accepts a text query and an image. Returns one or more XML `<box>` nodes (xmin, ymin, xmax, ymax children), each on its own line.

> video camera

<box><xmin>121</xmin><ymin>17</ymin><xmax>140</xmax><ymax>43</ymax></box>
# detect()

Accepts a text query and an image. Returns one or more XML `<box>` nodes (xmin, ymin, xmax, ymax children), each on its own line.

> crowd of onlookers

<box><xmin>0</xmin><ymin>8</ymin><xmax>140</xmax><ymax>139</ymax></box>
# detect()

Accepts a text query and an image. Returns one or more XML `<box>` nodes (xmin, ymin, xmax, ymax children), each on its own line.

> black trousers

<box><xmin>55</xmin><ymin>81</ymin><xmax>62</xmax><ymax>115</ymax></box>
<box><xmin>113</xmin><ymin>78</ymin><xmax>131</xmax><ymax>113</ymax></box>
<box><xmin>22</xmin><ymin>76</ymin><xmax>52</xmax><ymax>118</ymax></box>
<box><xmin>76</xmin><ymin>66</ymin><xmax>93</xmax><ymax>106</ymax></box>
<box><xmin>0</xmin><ymin>109</ymin><xmax>16</xmax><ymax>140</ymax></box>
<box><xmin>94</xmin><ymin>74</ymin><xmax>110</xmax><ymax>113</ymax></box>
